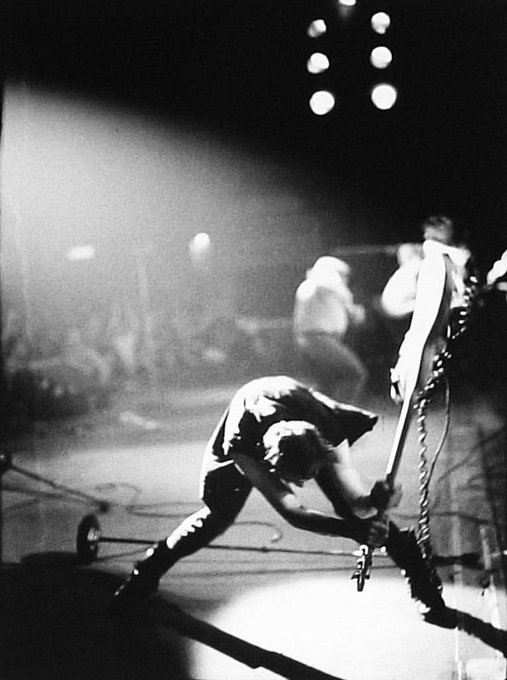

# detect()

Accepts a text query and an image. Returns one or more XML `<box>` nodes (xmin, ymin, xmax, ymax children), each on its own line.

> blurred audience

<box><xmin>106</xmin><ymin>302</ymin><xmax>141</xmax><ymax>379</ymax></box>
<box><xmin>2</xmin><ymin>220</ymin><xmax>505</xmax><ymax>425</ymax></box>
<box><xmin>60</xmin><ymin>325</ymin><xmax>112</xmax><ymax>407</ymax></box>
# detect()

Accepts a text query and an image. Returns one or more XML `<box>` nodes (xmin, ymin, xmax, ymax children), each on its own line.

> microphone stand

<box><xmin>0</xmin><ymin>448</ymin><xmax>110</xmax><ymax>566</ymax></box>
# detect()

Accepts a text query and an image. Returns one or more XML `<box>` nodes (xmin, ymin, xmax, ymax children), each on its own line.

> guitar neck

<box><xmin>385</xmin><ymin>394</ymin><xmax>414</xmax><ymax>487</ymax></box>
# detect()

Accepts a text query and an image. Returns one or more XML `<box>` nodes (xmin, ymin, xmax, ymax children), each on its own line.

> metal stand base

<box><xmin>0</xmin><ymin>448</ymin><xmax>110</xmax><ymax>566</ymax></box>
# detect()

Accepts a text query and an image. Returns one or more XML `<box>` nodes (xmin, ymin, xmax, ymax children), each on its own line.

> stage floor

<box><xmin>1</xmin><ymin>380</ymin><xmax>506</xmax><ymax>679</ymax></box>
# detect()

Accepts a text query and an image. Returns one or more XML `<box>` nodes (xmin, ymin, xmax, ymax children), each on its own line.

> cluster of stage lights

<box><xmin>306</xmin><ymin>2</ymin><xmax>397</xmax><ymax>115</ymax></box>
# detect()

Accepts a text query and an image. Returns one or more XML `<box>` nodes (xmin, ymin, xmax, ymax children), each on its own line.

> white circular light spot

<box><xmin>192</xmin><ymin>232</ymin><xmax>211</xmax><ymax>250</ymax></box>
<box><xmin>306</xmin><ymin>52</ymin><xmax>330</xmax><ymax>74</ymax></box>
<box><xmin>371</xmin><ymin>11</ymin><xmax>391</xmax><ymax>34</ymax></box>
<box><xmin>307</xmin><ymin>19</ymin><xmax>327</xmax><ymax>38</ymax></box>
<box><xmin>309</xmin><ymin>90</ymin><xmax>336</xmax><ymax>116</ymax></box>
<box><xmin>189</xmin><ymin>232</ymin><xmax>212</xmax><ymax>266</ymax></box>
<box><xmin>371</xmin><ymin>83</ymin><xmax>398</xmax><ymax>110</ymax></box>
<box><xmin>370</xmin><ymin>46</ymin><xmax>393</xmax><ymax>69</ymax></box>
<box><xmin>66</xmin><ymin>245</ymin><xmax>95</xmax><ymax>261</ymax></box>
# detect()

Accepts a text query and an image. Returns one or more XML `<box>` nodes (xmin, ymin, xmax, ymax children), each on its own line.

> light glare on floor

<box><xmin>191</xmin><ymin>575</ymin><xmax>463</xmax><ymax>680</ymax></box>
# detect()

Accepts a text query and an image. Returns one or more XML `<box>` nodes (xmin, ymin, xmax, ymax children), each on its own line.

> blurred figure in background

<box><xmin>60</xmin><ymin>325</ymin><xmax>113</xmax><ymax>409</ymax></box>
<box><xmin>293</xmin><ymin>256</ymin><xmax>368</xmax><ymax>403</ymax></box>
<box><xmin>106</xmin><ymin>301</ymin><xmax>144</xmax><ymax>381</ymax></box>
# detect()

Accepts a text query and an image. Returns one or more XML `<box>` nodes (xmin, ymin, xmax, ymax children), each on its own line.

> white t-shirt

<box><xmin>293</xmin><ymin>271</ymin><xmax>355</xmax><ymax>336</ymax></box>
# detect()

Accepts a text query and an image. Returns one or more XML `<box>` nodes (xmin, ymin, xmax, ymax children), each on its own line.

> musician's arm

<box><xmin>323</xmin><ymin>441</ymin><xmax>402</xmax><ymax>518</ymax></box>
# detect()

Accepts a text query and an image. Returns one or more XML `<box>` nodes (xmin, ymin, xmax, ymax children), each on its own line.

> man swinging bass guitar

<box><xmin>113</xmin><ymin>372</ymin><xmax>446</xmax><ymax>619</ymax></box>
<box><xmin>113</xmin><ymin>225</ymin><xmax>472</xmax><ymax>620</ymax></box>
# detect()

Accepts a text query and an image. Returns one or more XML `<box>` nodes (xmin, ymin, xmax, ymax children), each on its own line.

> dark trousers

<box><xmin>135</xmin><ymin>460</ymin><xmax>434</xmax><ymax>591</ymax></box>
<box><xmin>137</xmin><ymin>463</ymin><xmax>253</xmax><ymax>579</ymax></box>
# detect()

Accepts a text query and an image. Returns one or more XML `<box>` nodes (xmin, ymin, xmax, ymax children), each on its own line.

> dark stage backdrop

<box><xmin>1</xmin><ymin>0</ymin><xmax>506</xmax><ymax>261</ymax></box>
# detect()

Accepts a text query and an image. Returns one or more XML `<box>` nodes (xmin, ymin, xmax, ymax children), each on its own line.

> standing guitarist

<box><xmin>364</xmin><ymin>214</ymin><xmax>475</xmax><ymax>621</ymax></box>
<box><xmin>390</xmin><ymin>214</ymin><xmax>472</xmax><ymax>403</ymax></box>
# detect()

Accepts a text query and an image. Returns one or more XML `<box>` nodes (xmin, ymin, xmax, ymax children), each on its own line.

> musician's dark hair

<box><xmin>421</xmin><ymin>214</ymin><xmax>468</xmax><ymax>247</ymax></box>
<box><xmin>263</xmin><ymin>420</ymin><xmax>331</xmax><ymax>479</ymax></box>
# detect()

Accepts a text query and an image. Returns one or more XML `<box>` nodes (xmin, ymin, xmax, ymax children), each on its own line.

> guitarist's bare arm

<box><xmin>323</xmin><ymin>441</ymin><xmax>402</xmax><ymax>518</ymax></box>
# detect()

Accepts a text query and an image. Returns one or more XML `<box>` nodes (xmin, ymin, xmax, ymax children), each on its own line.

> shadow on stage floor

<box><xmin>0</xmin><ymin>560</ymin><xmax>189</xmax><ymax>680</ymax></box>
<box><xmin>0</xmin><ymin>557</ymin><xmax>351</xmax><ymax>680</ymax></box>
<box><xmin>1</xmin><ymin>556</ymin><xmax>506</xmax><ymax>680</ymax></box>
<box><xmin>0</xmin><ymin>374</ymin><xmax>506</xmax><ymax>678</ymax></box>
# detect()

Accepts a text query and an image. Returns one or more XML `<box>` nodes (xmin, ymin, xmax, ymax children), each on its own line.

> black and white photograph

<box><xmin>0</xmin><ymin>1</ymin><xmax>506</xmax><ymax>678</ymax></box>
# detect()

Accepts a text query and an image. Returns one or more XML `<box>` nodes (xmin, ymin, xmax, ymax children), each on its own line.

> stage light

<box><xmin>189</xmin><ymin>232</ymin><xmax>211</xmax><ymax>257</ymax></box>
<box><xmin>338</xmin><ymin>0</ymin><xmax>356</xmax><ymax>6</ymax></box>
<box><xmin>370</xmin><ymin>83</ymin><xmax>397</xmax><ymax>110</ymax></box>
<box><xmin>370</xmin><ymin>46</ymin><xmax>393</xmax><ymax>69</ymax></box>
<box><xmin>189</xmin><ymin>232</ymin><xmax>212</xmax><ymax>267</ymax></box>
<box><xmin>309</xmin><ymin>90</ymin><xmax>336</xmax><ymax>116</ymax></box>
<box><xmin>371</xmin><ymin>11</ymin><xmax>391</xmax><ymax>35</ymax></box>
<box><xmin>307</xmin><ymin>19</ymin><xmax>327</xmax><ymax>38</ymax></box>
<box><xmin>306</xmin><ymin>52</ymin><xmax>330</xmax><ymax>75</ymax></box>
<box><xmin>66</xmin><ymin>245</ymin><xmax>95</xmax><ymax>261</ymax></box>
<box><xmin>192</xmin><ymin>232</ymin><xmax>211</xmax><ymax>250</ymax></box>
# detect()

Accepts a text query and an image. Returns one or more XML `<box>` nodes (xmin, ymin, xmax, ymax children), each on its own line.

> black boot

<box><xmin>112</xmin><ymin>540</ymin><xmax>173</xmax><ymax>611</ymax></box>
<box><xmin>386</xmin><ymin>524</ymin><xmax>446</xmax><ymax>615</ymax></box>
